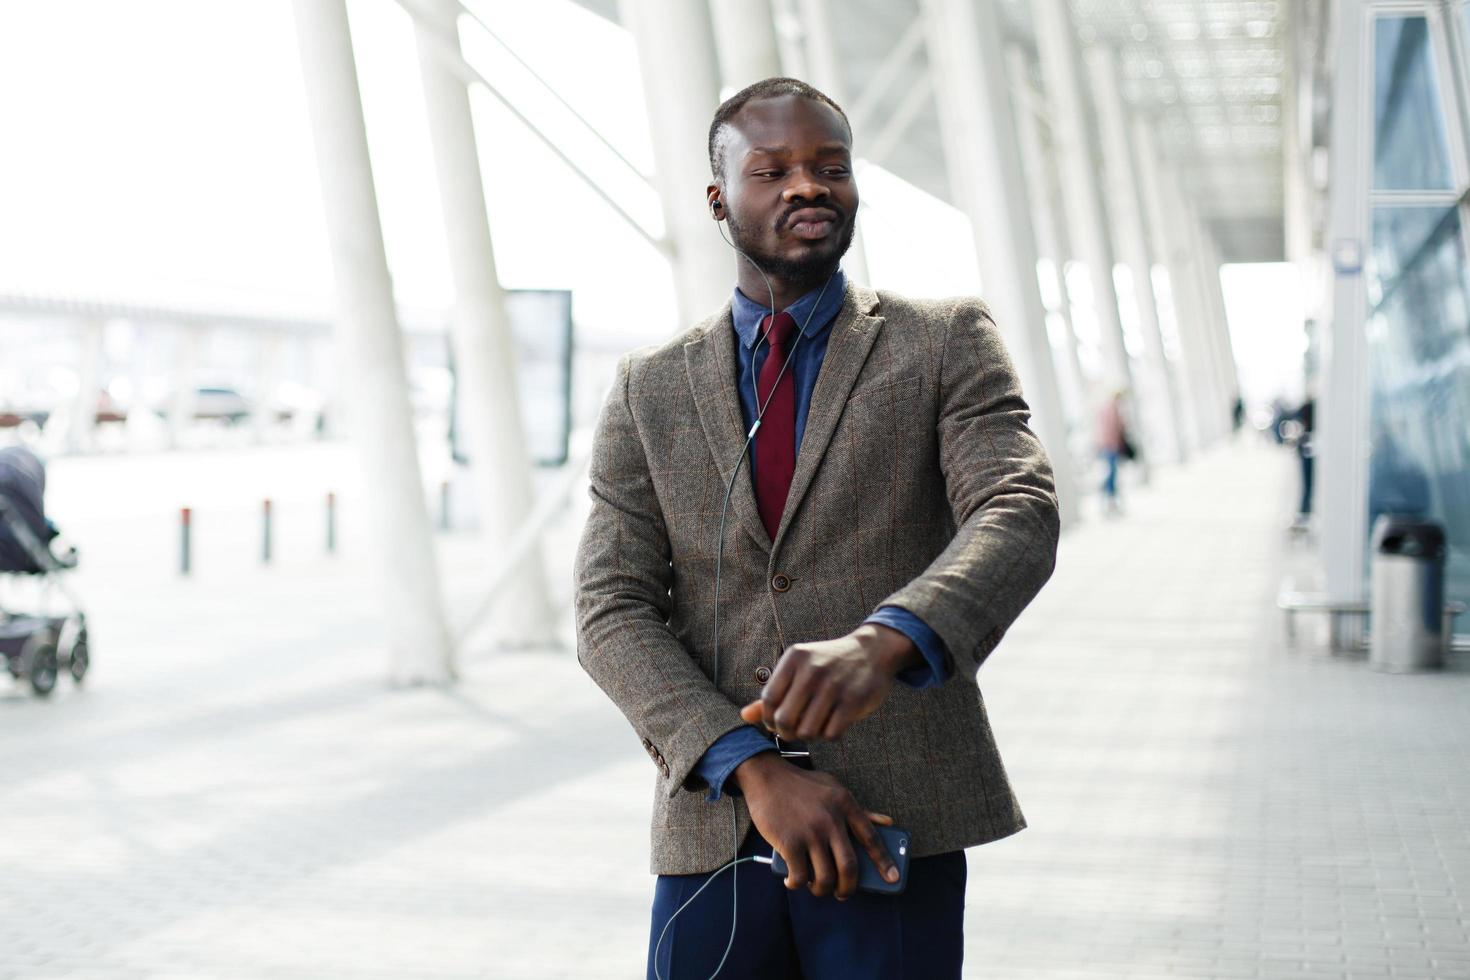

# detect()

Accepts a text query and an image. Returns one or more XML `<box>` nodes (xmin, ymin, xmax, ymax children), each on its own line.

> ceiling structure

<box><xmin>1057</xmin><ymin>0</ymin><xmax>1289</xmax><ymax>261</ymax></box>
<box><xmin>570</xmin><ymin>0</ymin><xmax>1292</xmax><ymax>262</ymax></box>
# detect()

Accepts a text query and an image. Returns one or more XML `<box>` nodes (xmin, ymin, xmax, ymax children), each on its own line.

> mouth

<box><xmin>784</xmin><ymin>207</ymin><xmax>840</xmax><ymax>241</ymax></box>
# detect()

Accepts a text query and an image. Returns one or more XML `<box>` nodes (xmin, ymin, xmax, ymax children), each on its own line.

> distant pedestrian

<box><xmin>1269</xmin><ymin>396</ymin><xmax>1290</xmax><ymax>445</ymax></box>
<box><xmin>1096</xmin><ymin>391</ymin><xmax>1132</xmax><ymax>514</ymax></box>
<box><xmin>1290</xmin><ymin>396</ymin><xmax>1314</xmax><ymax>526</ymax></box>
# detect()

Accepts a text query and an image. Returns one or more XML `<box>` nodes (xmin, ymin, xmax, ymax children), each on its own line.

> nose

<box><xmin>782</xmin><ymin>170</ymin><xmax>830</xmax><ymax>203</ymax></box>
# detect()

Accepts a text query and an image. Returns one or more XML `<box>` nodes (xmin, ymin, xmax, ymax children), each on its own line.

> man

<box><xmin>575</xmin><ymin>77</ymin><xmax>1059</xmax><ymax>979</ymax></box>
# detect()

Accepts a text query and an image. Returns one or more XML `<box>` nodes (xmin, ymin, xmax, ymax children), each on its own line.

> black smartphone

<box><xmin>768</xmin><ymin>825</ymin><xmax>912</xmax><ymax>895</ymax></box>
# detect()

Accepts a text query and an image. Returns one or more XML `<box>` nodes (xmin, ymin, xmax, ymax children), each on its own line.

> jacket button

<box><xmin>660</xmin><ymin>762</ymin><xmax>670</xmax><ymax>777</ymax></box>
<box><xmin>755</xmin><ymin>666</ymin><xmax>772</xmax><ymax>683</ymax></box>
<box><xmin>771</xmin><ymin>574</ymin><xmax>791</xmax><ymax>592</ymax></box>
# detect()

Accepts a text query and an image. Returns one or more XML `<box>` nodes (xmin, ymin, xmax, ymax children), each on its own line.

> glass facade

<box><xmin>1372</xmin><ymin>16</ymin><xmax>1454</xmax><ymax>190</ymax></box>
<box><xmin>1365</xmin><ymin>13</ymin><xmax>1470</xmax><ymax>608</ymax></box>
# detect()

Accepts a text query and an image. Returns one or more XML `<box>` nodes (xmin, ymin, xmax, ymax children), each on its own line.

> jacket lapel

<box><xmin>684</xmin><ymin>300</ymin><xmax>771</xmax><ymax>553</ymax></box>
<box><xmin>772</xmin><ymin>283</ymin><xmax>884</xmax><ymax>554</ymax></box>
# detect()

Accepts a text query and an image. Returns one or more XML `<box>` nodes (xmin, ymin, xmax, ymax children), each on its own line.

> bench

<box><xmin>1278</xmin><ymin>592</ymin><xmax>1467</xmax><ymax>648</ymax></box>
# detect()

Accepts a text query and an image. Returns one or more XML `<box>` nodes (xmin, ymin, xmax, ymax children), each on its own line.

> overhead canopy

<box><xmin>572</xmin><ymin>0</ymin><xmax>1293</xmax><ymax>263</ymax></box>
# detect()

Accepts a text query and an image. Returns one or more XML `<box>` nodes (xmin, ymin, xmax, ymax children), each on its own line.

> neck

<box><xmin>735</xmin><ymin>261</ymin><xmax>838</xmax><ymax>313</ymax></box>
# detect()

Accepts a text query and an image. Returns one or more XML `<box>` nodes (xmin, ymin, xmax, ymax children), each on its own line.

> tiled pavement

<box><xmin>2</xmin><ymin>441</ymin><xmax>1468</xmax><ymax>978</ymax></box>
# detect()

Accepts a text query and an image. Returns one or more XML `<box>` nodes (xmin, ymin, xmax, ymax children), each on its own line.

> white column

<box><xmin>921</xmin><ymin>0</ymin><xmax>1078</xmax><ymax>527</ymax></box>
<box><xmin>292</xmin><ymin>0</ymin><xmax>454</xmax><ymax>685</ymax></box>
<box><xmin>1281</xmin><ymin>0</ymin><xmax>1315</xmax><ymax>269</ymax></box>
<box><xmin>1131</xmin><ymin>115</ymin><xmax>1213</xmax><ymax>451</ymax></box>
<box><xmin>1032</xmin><ymin>0</ymin><xmax>1133</xmax><ymax>395</ymax></box>
<box><xmin>770</xmin><ymin>0</ymin><xmax>809</xmax><ymax>78</ymax></box>
<box><xmin>251</xmin><ymin>332</ymin><xmax>284</xmax><ymax>445</ymax></box>
<box><xmin>1319</xmin><ymin>1</ymin><xmax>1370</xmax><ymax>627</ymax></box>
<box><xmin>621</xmin><ymin>0</ymin><xmax>730</xmax><ymax>326</ymax></box>
<box><xmin>1205</xmin><ymin>231</ymin><xmax>1241</xmax><ymax>406</ymax></box>
<box><xmin>414</xmin><ymin>0</ymin><xmax>555</xmax><ymax>648</ymax></box>
<box><xmin>1160</xmin><ymin>173</ymin><xmax>1230</xmax><ymax>442</ymax></box>
<box><xmin>1086</xmin><ymin>44</ymin><xmax>1187</xmax><ymax>463</ymax></box>
<box><xmin>66</xmin><ymin>319</ymin><xmax>105</xmax><ymax>454</ymax></box>
<box><xmin>709</xmin><ymin>0</ymin><xmax>782</xmax><ymax>91</ymax></box>
<box><xmin>167</xmin><ymin>324</ymin><xmax>199</xmax><ymax>449</ymax></box>
<box><xmin>1005</xmin><ymin>47</ymin><xmax>1088</xmax><ymax>432</ymax></box>
<box><xmin>793</xmin><ymin>0</ymin><xmax>873</xmax><ymax>287</ymax></box>
<box><xmin>1185</xmin><ymin>204</ymin><xmax>1240</xmax><ymax>422</ymax></box>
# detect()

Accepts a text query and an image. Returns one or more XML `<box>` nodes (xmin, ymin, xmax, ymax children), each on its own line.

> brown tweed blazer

<box><xmin>575</xmin><ymin>281</ymin><xmax>1059</xmax><ymax>875</ymax></box>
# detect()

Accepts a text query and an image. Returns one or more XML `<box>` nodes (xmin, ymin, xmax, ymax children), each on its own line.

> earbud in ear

<box><xmin>709</xmin><ymin>199</ymin><xmax>722</xmax><ymax>216</ymax></box>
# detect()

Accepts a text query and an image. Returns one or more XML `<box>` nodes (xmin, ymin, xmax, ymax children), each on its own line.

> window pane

<box><xmin>1366</xmin><ymin>206</ymin><xmax>1470</xmax><ymax>609</ymax></box>
<box><xmin>1373</xmin><ymin>16</ymin><xmax>1454</xmax><ymax>190</ymax></box>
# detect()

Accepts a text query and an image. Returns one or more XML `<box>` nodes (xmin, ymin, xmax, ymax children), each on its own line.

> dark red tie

<box><xmin>754</xmin><ymin>312</ymin><xmax>798</xmax><ymax>540</ymax></box>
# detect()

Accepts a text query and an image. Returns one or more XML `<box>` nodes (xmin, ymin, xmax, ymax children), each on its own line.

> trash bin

<box><xmin>1370</xmin><ymin>515</ymin><xmax>1447</xmax><ymax>672</ymax></box>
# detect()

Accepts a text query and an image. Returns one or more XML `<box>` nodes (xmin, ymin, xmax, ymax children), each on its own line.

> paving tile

<box><xmin>2</xmin><ymin>442</ymin><xmax>1468</xmax><ymax>978</ymax></box>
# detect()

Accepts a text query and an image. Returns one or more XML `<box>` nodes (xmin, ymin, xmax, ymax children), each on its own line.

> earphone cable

<box><xmin>662</xmin><ymin>210</ymin><xmax>836</xmax><ymax>980</ymax></box>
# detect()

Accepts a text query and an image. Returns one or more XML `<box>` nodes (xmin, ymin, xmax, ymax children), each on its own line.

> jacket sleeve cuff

<box><xmin>690</xmin><ymin>726</ymin><xmax>778</xmax><ymax>802</ymax></box>
<box><xmin>865</xmin><ymin>606</ymin><xmax>953</xmax><ymax>689</ymax></box>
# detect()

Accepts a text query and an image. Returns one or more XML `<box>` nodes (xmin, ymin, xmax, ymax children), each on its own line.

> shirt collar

<box><xmin>731</xmin><ymin>267</ymin><xmax>848</xmax><ymax>351</ymax></box>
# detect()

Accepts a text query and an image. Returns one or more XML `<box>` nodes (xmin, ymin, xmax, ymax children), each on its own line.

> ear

<box><xmin>706</xmin><ymin>184</ymin><xmax>723</xmax><ymax>220</ymax></box>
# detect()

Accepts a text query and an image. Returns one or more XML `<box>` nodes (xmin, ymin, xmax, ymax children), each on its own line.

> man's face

<box><xmin>712</xmin><ymin>95</ymin><xmax>858</xmax><ymax>282</ymax></box>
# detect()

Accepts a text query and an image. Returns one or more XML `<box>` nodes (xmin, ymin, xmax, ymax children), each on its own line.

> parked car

<box><xmin>192</xmin><ymin>386</ymin><xmax>251</xmax><ymax>423</ymax></box>
<box><xmin>152</xmin><ymin>386</ymin><xmax>252</xmax><ymax>425</ymax></box>
<box><xmin>0</xmin><ymin>408</ymin><xmax>49</xmax><ymax>430</ymax></box>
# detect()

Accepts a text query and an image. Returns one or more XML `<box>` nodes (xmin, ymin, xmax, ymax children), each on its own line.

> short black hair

<box><xmin>707</xmin><ymin>77</ymin><xmax>851</xmax><ymax>183</ymax></box>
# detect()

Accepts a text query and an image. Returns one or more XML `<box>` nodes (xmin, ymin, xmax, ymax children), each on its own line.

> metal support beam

<box><xmin>414</xmin><ymin>0</ymin><xmax>555</xmax><ymax>648</ymax></box>
<box><xmin>862</xmin><ymin>70</ymin><xmax>933</xmax><ymax>168</ymax></box>
<box><xmin>452</xmin><ymin>2</ymin><xmax>652</xmax><ymax>182</ymax></box>
<box><xmin>400</xmin><ymin>0</ymin><xmax>666</xmax><ymax>255</ymax></box>
<box><xmin>846</xmin><ymin>18</ymin><xmax>927</xmax><ymax>139</ymax></box>
<box><xmin>921</xmin><ymin>0</ymin><xmax>1079</xmax><ymax>528</ymax></box>
<box><xmin>292</xmin><ymin>0</ymin><xmax>454</xmax><ymax>685</ymax></box>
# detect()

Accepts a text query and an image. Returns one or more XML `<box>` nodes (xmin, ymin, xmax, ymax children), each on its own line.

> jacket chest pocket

<box><xmin>830</xmin><ymin>376</ymin><xmax>929</xmax><ymax>470</ymax></box>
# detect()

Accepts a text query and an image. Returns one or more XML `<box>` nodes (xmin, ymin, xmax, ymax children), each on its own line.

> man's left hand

<box><xmin>739</xmin><ymin>624</ymin><xmax>921</xmax><ymax>742</ymax></box>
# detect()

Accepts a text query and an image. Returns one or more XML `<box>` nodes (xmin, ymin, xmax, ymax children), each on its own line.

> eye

<box><xmin>822</xmin><ymin>167</ymin><xmax>850</xmax><ymax>177</ymax></box>
<box><xmin>752</xmin><ymin>169</ymin><xmax>783</xmax><ymax>179</ymax></box>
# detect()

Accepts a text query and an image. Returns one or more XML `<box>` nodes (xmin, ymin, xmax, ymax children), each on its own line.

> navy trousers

<box><xmin>647</xmin><ymin>828</ymin><xmax>966</xmax><ymax>980</ymax></box>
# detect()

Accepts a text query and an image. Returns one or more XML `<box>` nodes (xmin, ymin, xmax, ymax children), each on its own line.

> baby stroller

<box><xmin>0</xmin><ymin>446</ymin><xmax>88</xmax><ymax>697</ymax></box>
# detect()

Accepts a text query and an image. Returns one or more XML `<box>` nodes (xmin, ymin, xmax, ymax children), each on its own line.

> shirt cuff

<box><xmin>691</xmin><ymin>726</ymin><xmax>777</xmax><ymax>802</ymax></box>
<box><xmin>865</xmin><ymin>606</ymin><xmax>953</xmax><ymax>688</ymax></box>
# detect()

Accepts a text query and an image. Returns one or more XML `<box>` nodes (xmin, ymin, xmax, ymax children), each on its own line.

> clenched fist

<box><xmin>740</xmin><ymin>622</ymin><xmax>921</xmax><ymax>742</ymax></box>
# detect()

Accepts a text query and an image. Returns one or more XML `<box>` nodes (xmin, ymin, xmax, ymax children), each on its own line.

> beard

<box><xmin>726</xmin><ymin>206</ymin><xmax>855</xmax><ymax>285</ymax></box>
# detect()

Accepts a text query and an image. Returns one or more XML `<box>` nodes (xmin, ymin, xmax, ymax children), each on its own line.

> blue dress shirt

<box><xmin>692</xmin><ymin>268</ymin><xmax>953</xmax><ymax>802</ymax></box>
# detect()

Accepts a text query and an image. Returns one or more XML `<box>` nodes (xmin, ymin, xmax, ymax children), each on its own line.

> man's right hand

<box><xmin>730</xmin><ymin>751</ymin><xmax>899</xmax><ymax>901</ymax></box>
